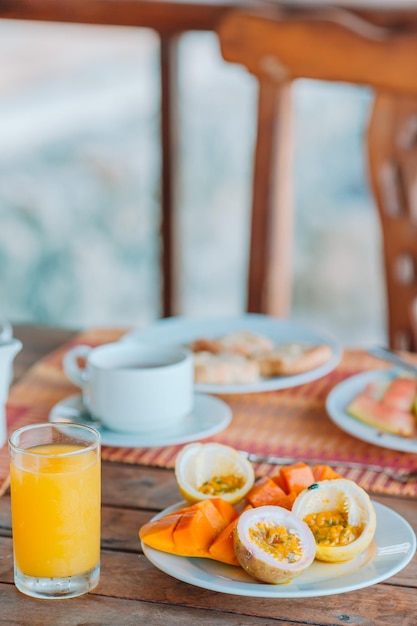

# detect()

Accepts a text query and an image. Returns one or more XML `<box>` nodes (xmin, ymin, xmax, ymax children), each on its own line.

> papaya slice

<box><xmin>192</xmin><ymin>498</ymin><xmax>231</xmax><ymax>536</ymax></box>
<box><xmin>210</xmin><ymin>497</ymin><xmax>238</xmax><ymax>526</ymax></box>
<box><xmin>209</xmin><ymin>505</ymin><xmax>252</xmax><ymax>566</ymax></box>
<box><xmin>245</xmin><ymin>476</ymin><xmax>286</xmax><ymax>507</ymax></box>
<box><xmin>278</xmin><ymin>462</ymin><xmax>316</xmax><ymax>495</ymax></box>
<box><xmin>313</xmin><ymin>464</ymin><xmax>341</xmax><ymax>482</ymax></box>
<box><xmin>139</xmin><ymin>512</ymin><xmax>183</xmax><ymax>553</ymax></box>
<box><xmin>208</xmin><ymin>518</ymin><xmax>241</xmax><ymax>566</ymax></box>
<box><xmin>173</xmin><ymin>505</ymin><xmax>229</xmax><ymax>557</ymax></box>
<box><xmin>272</xmin><ymin>490</ymin><xmax>298</xmax><ymax>511</ymax></box>
<box><xmin>270</xmin><ymin>470</ymin><xmax>287</xmax><ymax>493</ymax></box>
<box><xmin>140</xmin><ymin>499</ymin><xmax>231</xmax><ymax>558</ymax></box>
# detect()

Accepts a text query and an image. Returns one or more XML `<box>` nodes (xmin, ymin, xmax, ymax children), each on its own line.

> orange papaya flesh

<box><xmin>271</xmin><ymin>490</ymin><xmax>298</xmax><ymax>511</ymax></box>
<box><xmin>140</xmin><ymin>499</ymin><xmax>232</xmax><ymax>558</ymax></box>
<box><xmin>278</xmin><ymin>462</ymin><xmax>316</xmax><ymax>495</ymax></box>
<box><xmin>209</xmin><ymin>504</ymin><xmax>252</xmax><ymax>566</ymax></box>
<box><xmin>192</xmin><ymin>498</ymin><xmax>231</xmax><ymax>536</ymax></box>
<box><xmin>270</xmin><ymin>470</ymin><xmax>287</xmax><ymax>493</ymax></box>
<box><xmin>172</xmin><ymin>508</ymin><xmax>225</xmax><ymax>557</ymax></box>
<box><xmin>208</xmin><ymin>518</ymin><xmax>241</xmax><ymax>566</ymax></box>
<box><xmin>210</xmin><ymin>497</ymin><xmax>238</xmax><ymax>526</ymax></box>
<box><xmin>162</xmin><ymin>498</ymin><xmax>236</xmax><ymax>528</ymax></box>
<box><xmin>347</xmin><ymin>392</ymin><xmax>415</xmax><ymax>437</ymax></box>
<box><xmin>245</xmin><ymin>476</ymin><xmax>286</xmax><ymax>507</ymax></box>
<box><xmin>313</xmin><ymin>464</ymin><xmax>342</xmax><ymax>482</ymax></box>
<box><xmin>139</xmin><ymin>512</ymin><xmax>183</xmax><ymax>553</ymax></box>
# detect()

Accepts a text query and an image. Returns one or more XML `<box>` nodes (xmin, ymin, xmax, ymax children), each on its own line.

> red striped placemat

<box><xmin>1</xmin><ymin>327</ymin><xmax>417</xmax><ymax>497</ymax></box>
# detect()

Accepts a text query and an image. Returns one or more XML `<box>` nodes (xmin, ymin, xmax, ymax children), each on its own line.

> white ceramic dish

<box><xmin>141</xmin><ymin>500</ymin><xmax>416</xmax><ymax>597</ymax></box>
<box><xmin>276</xmin><ymin>0</ymin><xmax>417</xmax><ymax>8</ymax></box>
<box><xmin>123</xmin><ymin>314</ymin><xmax>342</xmax><ymax>394</ymax></box>
<box><xmin>49</xmin><ymin>393</ymin><xmax>232</xmax><ymax>448</ymax></box>
<box><xmin>326</xmin><ymin>369</ymin><xmax>417</xmax><ymax>453</ymax></box>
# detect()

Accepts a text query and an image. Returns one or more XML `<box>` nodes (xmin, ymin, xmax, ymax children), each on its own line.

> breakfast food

<box><xmin>233</xmin><ymin>505</ymin><xmax>316</xmax><ymax>583</ymax></box>
<box><xmin>292</xmin><ymin>479</ymin><xmax>377</xmax><ymax>562</ymax></box>
<box><xmin>189</xmin><ymin>331</ymin><xmax>274</xmax><ymax>358</ymax></box>
<box><xmin>174</xmin><ymin>442</ymin><xmax>255</xmax><ymax>504</ymax></box>
<box><xmin>139</xmin><ymin>498</ymin><xmax>238</xmax><ymax>558</ymax></box>
<box><xmin>189</xmin><ymin>330</ymin><xmax>332</xmax><ymax>383</ymax></box>
<box><xmin>193</xmin><ymin>351</ymin><xmax>260</xmax><ymax>385</ymax></box>
<box><xmin>139</xmin><ymin>444</ymin><xmax>377</xmax><ymax>584</ymax></box>
<box><xmin>217</xmin><ymin>331</ymin><xmax>275</xmax><ymax>357</ymax></box>
<box><xmin>256</xmin><ymin>343</ymin><xmax>333</xmax><ymax>377</ymax></box>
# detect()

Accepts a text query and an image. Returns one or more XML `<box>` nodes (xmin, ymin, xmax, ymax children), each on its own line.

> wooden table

<box><xmin>0</xmin><ymin>324</ymin><xmax>415</xmax><ymax>624</ymax></box>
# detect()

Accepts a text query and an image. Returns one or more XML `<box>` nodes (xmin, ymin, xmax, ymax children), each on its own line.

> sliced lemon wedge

<box><xmin>174</xmin><ymin>442</ymin><xmax>255</xmax><ymax>504</ymax></box>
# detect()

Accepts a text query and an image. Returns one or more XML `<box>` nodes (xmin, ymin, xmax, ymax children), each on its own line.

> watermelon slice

<box><xmin>381</xmin><ymin>377</ymin><xmax>417</xmax><ymax>411</ymax></box>
<box><xmin>347</xmin><ymin>392</ymin><xmax>416</xmax><ymax>437</ymax></box>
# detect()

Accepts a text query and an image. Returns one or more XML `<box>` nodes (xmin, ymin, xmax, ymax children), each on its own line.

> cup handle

<box><xmin>0</xmin><ymin>320</ymin><xmax>13</xmax><ymax>343</ymax></box>
<box><xmin>63</xmin><ymin>345</ymin><xmax>92</xmax><ymax>388</ymax></box>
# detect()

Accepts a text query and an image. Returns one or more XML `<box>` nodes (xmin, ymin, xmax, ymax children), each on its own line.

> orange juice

<box><xmin>10</xmin><ymin>442</ymin><xmax>100</xmax><ymax>579</ymax></box>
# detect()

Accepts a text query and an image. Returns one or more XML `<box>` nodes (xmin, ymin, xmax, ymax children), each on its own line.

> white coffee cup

<box><xmin>63</xmin><ymin>341</ymin><xmax>194</xmax><ymax>433</ymax></box>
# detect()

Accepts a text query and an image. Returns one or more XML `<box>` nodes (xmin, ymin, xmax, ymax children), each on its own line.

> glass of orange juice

<box><xmin>9</xmin><ymin>422</ymin><xmax>101</xmax><ymax>599</ymax></box>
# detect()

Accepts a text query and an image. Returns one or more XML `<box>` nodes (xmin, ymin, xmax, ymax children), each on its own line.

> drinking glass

<box><xmin>9</xmin><ymin>422</ymin><xmax>101</xmax><ymax>599</ymax></box>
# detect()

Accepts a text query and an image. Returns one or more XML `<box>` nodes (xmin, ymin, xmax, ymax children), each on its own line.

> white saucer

<box><xmin>49</xmin><ymin>393</ymin><xmax>232</xmax><ymax>448</ymax></box>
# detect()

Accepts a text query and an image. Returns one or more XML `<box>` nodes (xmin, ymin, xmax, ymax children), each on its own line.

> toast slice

<box><xmin>256</xmin><ymin>343</ymin><xmax>332</xmax><ymax>377</ymax></box>
<box><xmin>193</xmin><ymin>351</ymin><xmax>260</xmax><ymax>384</ymax></box>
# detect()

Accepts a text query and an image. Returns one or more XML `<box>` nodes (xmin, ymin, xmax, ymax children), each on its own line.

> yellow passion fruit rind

<box><xmin>233</xmin><ymin>505</ymin><xmax>316</xmax><ymax>584</ymax></box>
<box><xmin>174</xmin><ymin>442</ymin><xmax>255</xmax><ymax>504</ymax></box>
<box><xmin>291</xmin><ymin>478</ymin><xmax>377</xmax><ymax>562</ymax></box>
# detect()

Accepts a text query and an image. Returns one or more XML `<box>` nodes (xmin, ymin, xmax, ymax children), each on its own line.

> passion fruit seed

<box><xmin>199</xmin><ymin>474</ymin><xmax>245</xmax><ymax>496</ymax></box>
<box><xmin>291</xmin><ymin>478</ymin><xmax>377</xmax><ymax>563</ymax></box>
<box><xmin>233</xmin><ymin>506</ymin><xmax>316</xmax><ymax>584</ymax></box>
<box><xmin>303</xmin><ymin>510</ymin><xmax>362</xmax><ymax>547</ymax></box>
<box><xmin>249</xmin><ymin>522</ymin><xmax>303</xmax><ymax>563</ymax></box>
<box><xmin>174</xmin><ymin>442</ymin><xmax>255</xmax><ymax>504</ymax></box>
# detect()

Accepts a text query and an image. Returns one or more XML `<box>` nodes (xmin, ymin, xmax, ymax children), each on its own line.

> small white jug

<box><xmin>0</xmin><ymin>323</ymin><xmax>22</xmax><ymax>447</ymax></box>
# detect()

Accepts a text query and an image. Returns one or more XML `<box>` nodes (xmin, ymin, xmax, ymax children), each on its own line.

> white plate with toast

<box><xmin>326</xmin><ymin>369</ymin><xmax>417</xmax><ymax>453</ymax></box>
<box><xmin>123</xmin><ymin>314</ymin><xmax>342</xmax><ymax>393</ymax></box>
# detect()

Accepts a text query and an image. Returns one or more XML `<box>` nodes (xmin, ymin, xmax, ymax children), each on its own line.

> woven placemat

<box><xmin>1</xmin><ymin>327</ymin><xmax>417</xmax><ymax>497</ymax></box>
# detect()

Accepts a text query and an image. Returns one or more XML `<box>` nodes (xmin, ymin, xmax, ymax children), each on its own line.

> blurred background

<box><xmin>0</xmin><ymin>19</ymin><xmax>385</xmax><ymax>346</ymax></box>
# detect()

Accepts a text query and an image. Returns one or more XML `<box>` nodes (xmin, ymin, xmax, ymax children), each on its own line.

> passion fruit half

<box><xmin>233</xmin><ymin>505</ymin><xmax>316</xmax><ymax>584</ymax></box>
<box><xmin>175</xmin><ymin>442</ymin><xmax>255</xmax><ymax>504</ymax></box>
<box><xmin>292</xmin><ymin>478</ymin><xmax>377</xmax><ymax>562</ymax></box>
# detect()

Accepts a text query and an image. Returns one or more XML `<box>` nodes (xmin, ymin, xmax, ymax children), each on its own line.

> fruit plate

<box><xmin>122</xmin><ymin>314</ymin><xmax>342</xmax><ymax>394</ymax></box>
<box><xmin>326</xmin><ymin>369</ymin><xmax>417</xmax><ymax>453</ymax></box>
<box><xmin>141</xmin><ymin>500</ymin><xmax>416</xmax><ymax>598</ymax></box>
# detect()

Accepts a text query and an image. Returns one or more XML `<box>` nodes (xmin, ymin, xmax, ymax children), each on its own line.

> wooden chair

<box><xmin>216</xmin><ymin>5</ymin><xmax>417</xmax><ymax>351</ymax></box>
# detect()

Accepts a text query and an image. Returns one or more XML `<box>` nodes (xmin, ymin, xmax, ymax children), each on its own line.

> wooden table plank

<box><xmin>1</xmin><ymin>583</ymin><xmax>287</xmax><ymax>626</ymax></box>
<box><xmin>0</xmin><ymin>536</ymin><xmax>416</xmax><ymax>626</ymax></box>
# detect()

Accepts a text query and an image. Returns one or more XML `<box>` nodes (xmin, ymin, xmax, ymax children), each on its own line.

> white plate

<box><xmin>49</xmin><ymin>393</ymin><xmax>232</xmax><ymax>448</ymax></box>
<box><xmin>276</xmin><ymin>1</ymin><xmax>417</xmax><ymax>8</ymax></box>
<box><xmin>141</xmin><ymin>501</ymin><xmax>416</xmax><ymax>597</ymax></box>
<box><xmin>123</xmin><ymin>314</ymin><xmax>342</xmax><ymax>394</ymax></box>
<box><xmin>326</xmin><ymin>369</ymin><xmax>417</xmax><ymax>453</ymax></box>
